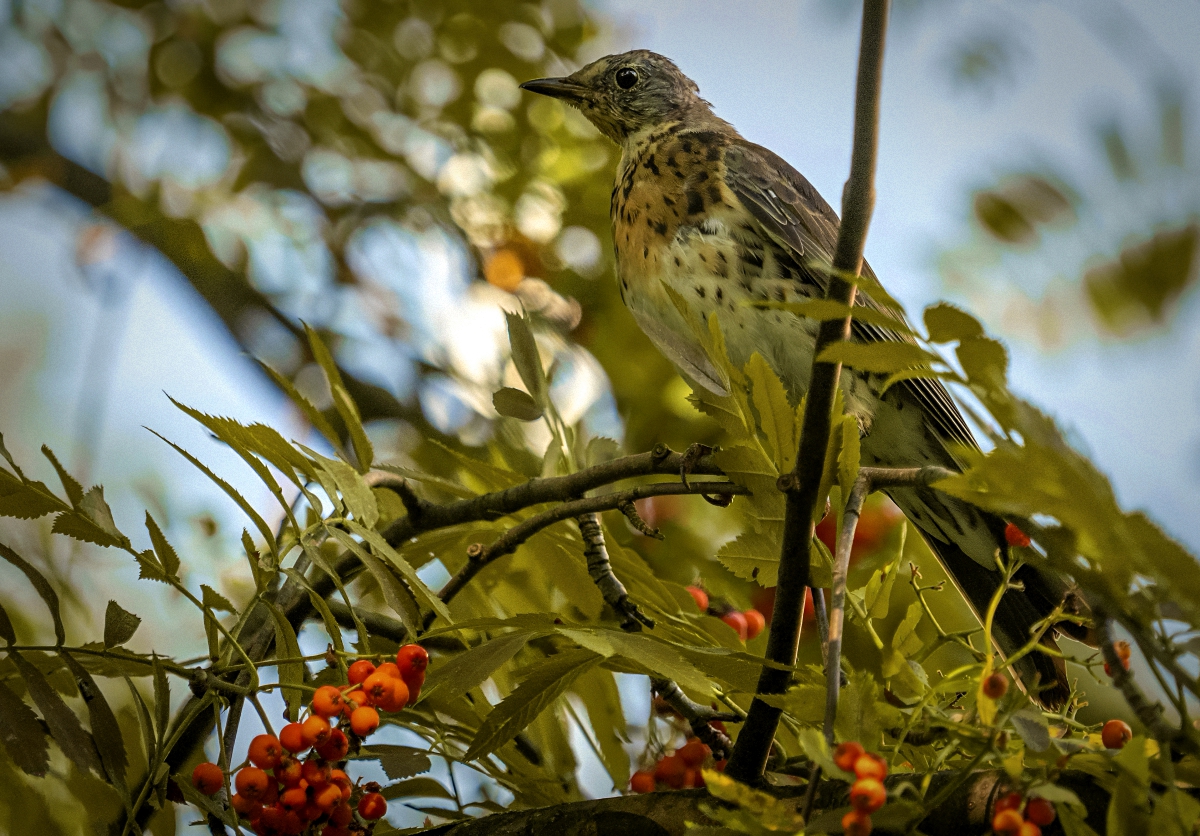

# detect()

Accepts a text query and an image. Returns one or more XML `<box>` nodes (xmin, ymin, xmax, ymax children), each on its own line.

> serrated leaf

<box><xmin>133</xmin><ymin>550</ymin><xmax>170</xmax><ymax>584</ymax></box>
<box><xmin>1010</xmin><ymin>709</ymin><xmax>1051</xmax><ymax>752</ymax></box>
<box><xmin>10</xmin><ymin>649</ymin><xmax>102</xmax><ymax>776</ymax></box>
<box><xmin>152</xmin><ymin>654</ymin><xmax>169</xmax><ymax>742</ymax></box>
<box><xmin>702</xmin><ymin>768</ymin><xmax>807</xmax><ymax>830</ymax></box>
<box><xmin>809</xmin><ymin>535</ymin><xmax>834</xmax><ymax>588</ymax></box>
<box><xmin>864</xmin><ymin>558</ymin><xmax>898</xmax><ymax>620</ymax></box>
<box><xmin>0</xmin><ymin>541</ymin><xmax>65</xmax><ymax>645</ymax></box>
<box><xmin>0</xmin><ymin>679</ymin><xmax>49</xmax><ymax>777</ymax></box>
<box><xmin>817</xmin><ymin>341</ymin><xmax>940</xmax><ymax>374</ymax></box>
<box><xmin>41</xmin><ymin>446</ymin><xmax>83</xmax><ymax>506</ymax></box>
<box><xmin>602</xmin><ymin>633</ymin><xmax>712</xmax><ymax>694</ymax></box>
<box><xmin>796</xmin><ymin>725</ymin><xmax>842</xmax><ymax>776</ymax></box>
<box><xmin>924</xmin><ymin>301</ymin><xmax>984</xmax><ymax>343</ymax></box>
<box><xmin>282</xmin><ymin>565</ymin><xmax>347</xmax><ymax>667</ymax></box>
<box><xmin>329</xmin><ymin>528</ymin><xmax>421</xmax><ymax>634</ymax></box>
<box><xmin>257</xmin><ymin>360</ymin><xmax>342</xmax><ymax>450</ymax></box>
<box><xmin>833</xmin><ymin>670</ymin><xmax>900</xmax><ymax>749</ymax></box>
<box><xmin>60</xmin><ymin>651</ymin><xmax>128</xmax><ymax>787</ymax></box>
<box><xmin>265</xmin><ymin>601</ymin><xmax>305</xmax><ymax>722</ymax></box>
<box><xmin>465</xmin><ymin>648</ymin><xmax>601</xmax><ymax>761</ymax></box>
<box><xmin>381</xmin><ymin>776</ymin><xmax>455</xmax><ymax>801</ymax></box>
<box><xmin>717</xmin><ymin>530</ymin><xmax>780</xmax><ymax>587</ymax></box>
<box><xmin>956</xmin><ymin>336</ymin><xmax>1008</xmax><ymax>391</ymax></box>
<box><xmin>0</xmin><ymin>470</ymin><xmax>66</xmax><ymax>519</ymax></box>
<box><xmin>103</xmin><ymin>601</ymin><xmax>141</xmax><ymax>649</ymax></box>
<box><xmin>51</xmin><ymin>510</ymin><xmax>124</xmax><ymax>548</ymax></box>
<box><xmin>492</xmin><ymin>387</ymin><xmax>544</xmax><ymax>421</ymax></box>
<box><xmin>505</xmin><ymin>311</ymin><xmax>546</xmax><ymax>405</ymax></box>
<box><xmin>175</xmin><ymin>774</ymin><xmax>235</xmax><ymax>825</ymax></box>
<box><xmin>745</xmin><ymin>353</ymin><xmax>796</xmax><ymax>471</ymax></box>
<box><xmin>310</xmin><ymin>452</ymin><xmax>379</xmax><ymax>528</ymax></box>
<box><xmin>124</xmin><ymin>676</ymin><xmax>157</xmax><ymax>769</ymax></box>
<box><xmin>200</xmin><ymin>584</ymin><xmax>235</xmax><ymax>614</ymax></box>
<box><xmin>346</xmin><ymin>521</ymin><xmax>452</xmax><ymax>624</ymax></box>
<box><xmin>305</xmin><ymin>323</ymin><xmax>374</xmax><ymax>471</ymax></box>
<box><xmin>144</xmin><ymin>513</ymin><xmax>181</xmax><ymax>580</ymax></box>
<box><xmin>891</xmin><ymin>599</ymin><xmax>925</xmax><ymax>658</ymax></box>
<box><xmin>420</xmin><ymin>630</ymin><xmax>539</xmax><ymax>704</ymax></box>
<box><xmin>360</xmin><ymin>744</ymin><xmax>432</xmax><ymax>780</ymax></box>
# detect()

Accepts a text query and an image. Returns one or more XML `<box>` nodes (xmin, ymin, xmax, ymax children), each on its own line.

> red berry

<box><xmin>230</xmin><ymin>792</ymin><xmax>261</xmax><ymax>816</ymax></box>
<box><xmin>1018</xmin><ymin>823</ymin><xmax>1042</xmax><ymax>836</ymax></box>
<box><xmin>994</xmin><ymin>792</ymin><xmax>1023</xmax><ymax>814</ymax></box>
<box><xmin>247</xmin><ymin>733</ymin><xmax>284</xmax><ymax>769</ymax></box>
<box><xmin>301</xmin><ymin>714</ymin><xmax>332</xmax><ymax>748</ymax></box>
<box><xmin>351</xmin><ymin>705</ymin><xmax>380</xmax><ymax>736</ymax></box>
<box><xmin>677</xmin><ymin>738</ymin><xmax>710</xmax><ymax>767</ymax></box>
<box><xmin>234</xmin><ymin>766</ymin><xmax>270</xmax><ymax>800</ymax></box>
<box><xmin>853</xmin><ymin>752</ymin><xmax>887</xmax><ymax>781</ymax></box>
<box><xmin>982</xmin><ymin>672</ymin><xmax>1009</xmax><ymax>700</ymax></box>
<box><xmin>396</xmin><ymin>644</ymin><xmax>429</xmax><ymax>678</ymax></box>
<box><xmin>375</xmin><ymin>661</ymin><xmax>401</xmax><ymax>679</ymax></box>
<box><xmin>330</xmin><ymin>769</ymin><xmax>352</xmax><ymax>800</ymax></box>
<box><xmin>1102</xmin><ymin>719</ymin><xmax>1133</xmax><ymax>749</ymax></box>
<box><xmin>653</xmin><ymin>754</ymin><xmax>687</xmax><ymax>789</ymax></box>
<box><xmin>311</xmin><ymin>685</ymin><xmax>345</xmax><ymax>718</ymax></box>
<box><xmin>191</xmin><ymin>761</ymin><xmax>223</xmax><ymax>795</ymax></box>
<box><xmin>316</xmin><ymin>727</ymin><xmax>349</xmax><ymax>761</ymax></box>
<box><xmin>347</xmin><ymin>659</ymin><xmax>376</xmax><ymax>685</ymax></box>
<box><xmin>842</xmin><ymin>810</ymin><xmax>873</xmax><ymax>836</ymax></box>
<box><xmin>1025</xmin><ymin>797</ymin><xmax>1056</xmax><ymax>826</ymax></box>
<box><xmin>743</xmin><ymin>608</ymin><xmax>766</xmax><ymax>640</ymax></box>
<box><xmin>849</xmin><ymin>777</ymin><xmax>886</xmax><ymax>813</ymax></box>
<box><xmin>373</xmin><ymin>675</ymin><xmax>409</xmax><ymax>713</ymax></box>
<box><xmin>274</xmin><ymin>756</ymin><xmax>303</xmax><ymax>787</ymax></box>
<box><xmin>1004</xmin><ymin>523</ymin><xmax>1031</xmax><ymax>548</ymax></box>
<box><xmin>279</xmin><ymin>722</ymin><xmax>307</xmax><ymax>754</ymax></box>
<box><xmin>329</xmin><ymin>799</ymin><xmax>354</xmax><ymax>825</ymax></box>
<box><xmin>683</xmin><ymin>767</ymin><xmax>701</xmax><ymax>788</ymax></box>
<box><xmin>993</xmin><ymin>809</ymin><xmax>1024</xmax><ymax>834</ymax></box>
<box><xmin>630</xmin><ymin>770</ymin><xmax>656</xmax><ymax>793</ymax></box>
<box><xmin>302</xmin><ymin>759</ymin><xmax>331</xmax><ymax>786</ymax></box>
<box><xmin>313</xmin><ymin>782</ymin><xmax>342</xmax><ymax>812</ymax></box>
<box><xmin>404</xmin><ymin>670</ymin><xmax>424</xmax><ymax>706</ymax></box>
<box><xmin>358</xmin><ymin>791</ymin><xmax>387</xmax><ymax>820</ymax></box>
<box><xmin>280</xmin><ymin>786</ymin><xmax>308</xmax><ymax>811</ymax></box>
<box><xmin>834</xmin><ymin>741</ymin><xmax>865</xmax><ymax>773</ymax></box>
<box><xmin>685</xmin><ymin>586</ymin><xmax>709</xmax><ymax>612</ymax></box>
<box><xmin>721</xmin><ymin>611</ymin><xmax>748</xmax><ymax>641</ymax></box>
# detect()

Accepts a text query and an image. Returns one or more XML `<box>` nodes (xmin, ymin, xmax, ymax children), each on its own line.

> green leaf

<box><xmin>505</xmin><ymin>311</ymin><xmax>546</xmax><ymax>405</ymax></box>
<box><xmin>796</xmin><ymin>726</ymin><xmax>842</xmax><ymax>776</ymax></box>
<box><xmin>1027</xmin><ymin>782</ymin><xmax>1087</xmax><ymax>815</ymax></box>
<box><xmin>144</xmin><ymin>513</ymin><xmax>181</xmax><ymax>580</ymax></box>
<box><xmin>420</xmin><ymin>630</ymin><xmax>540</xmax><ymax>704</ymax></box>
<box><xmin>175</xmin><ymin>773</ymin><xmax>235</xmax><ymax>825</ymax></box>
<box><xmin>574</xmin><ymin>667</ymin><xmax>630</xmax><ymax>790</ymax></box>
<box><xmin>0</xmin><ymin>469</ymin><xmax>67</xmax><ymax>519</ymax></box>
<box><xmin>311</xmin><ymin>451</ymin><xmax>379</xmax><ymax>528</ymax></box>
<box><xmin>1060</xmin><ymin>800</ymin><xmax>1103</xmax><ymax>836</ymax></box>
<box><xmin>817</xmin><ymin>341</ymin><xmax>941</xmax><ymax>374</ymax></box>
<box><xmin>585</xmin><ymin>437</ymin><xmax>621</xmax><ymax>467</ymax></box>
<box><xmin>0</xmin><ymin>541</ymin><xmax>65</xmax><ymax>645</ymax></box>
<box><xmin>492</xmin><ymin>387</ymin><xmax>544</xmax><ymax>421</ymax></box>
<box><xmin>745</xmin><ymin>353</ymin><xmax>796</xmax><ymax>471</ymax></box>
<box><xmin>1149</xmin><ymin>785</ymin><xmax>1200</xmax><ymax>836</ymax></box>
<box><xmin>602</xmin><ymin>633</ymin><xmax>713</xmax><ymax>694</ymax></box>
<box><xmin>0</xmin><ymin>678</ymin><xmax>49</xmax><ymax>777</ymax></box>
<box><xmin>1010</xmin><ymin>709</ymin><xmax>1051</xmax><ymax>753</ymax></box>
<box><xmin>151</xmin><ymin>654</ymin><xmax>170</xmax><ymax>743</ymax></box>
<box><xmin>465</xmin><ymin>648</ymin><xmax>601</xmax><ymax>761</ymax></box>
<box><xmin>257</xmin><ymin>360</ymin><xmax>343</xmax><ymax>450</ymax></box>
<box><xmin>9</xmin><ymin>649</ymin><xmax>102</xmax><ymax>777</ymax></box>
<box><xmin>201</xmin><ymin>584</ymin><xmax>235</xmax><ymax>614</ymax></box>
<box><xmin>103</xmin><ymin>601</ymin><xmax>141</xmax><ymax>649</ymax></box>
<box><xmin>305</xmin><ymin>323</ymin><xmax>374</xmax><ymax>472</ymax></box>
<box><xmin>40</xmin><ymin>445</ymin><xmax>83</xmax><ymax>506</ymax></box>
<box><xmin>346</xmin><ymin>521</ymin><xmax>453</xmax><ymax>625</ymax></box>
<box><xmin>833</xmin><ymin>670</ymin><xmax>900</xmax><ymax>750</ymax></box>
<box><xmin>264</xmin><ymin>601</ymin><xmax>305</xmax><ymax>722</ymax></box>
<box><xmin>359</xmin><ymin>744</ymin><xmax>432</xmax><ymax>780</ymax></box>
<box><xmin>124</xmin><ymin>676</ymin><xmax>157</xmax><ymax>769</ymax></box>
<box><xmin>60</xmin><ymin>651</ymin><xmax>128</xmax><ymax>787</ymax></box>
<box><xmin>864</xmin><ymin>558</ymin><xmax>899</xmax><ymax>620</ymax></box>
<box><xmin>381</xmin><ymin>776</ymin><xmax>455</xmax><ymax>801</ymax></box>
<box><xmin>924</xmin><ymin>302</ymin><xmax>984</xmax><ymax>343</ymax></box>
<box><xmin>1083</xmin><ymin>224</ymin><xmax>1199</xmax><ymax>336</ymax></box>
<box><xmin>956</xmin><ymin>336</ymin><xmax>1008</xmax><ymax>391</ymax></box>
<box><xmin>282</xmin><ymin>565</ymin><xmax>347</xmax><ymax>669</ymax></box>
<box><xmin>717</xmin><ymin>530</ymin><xmax>780</xmax><ymax>587</ymax></box>
<box><xmin>329</xmin><ymin>528</ymin><xmax>422</xmax><ymax>634</ymax></box>
<box><xmin>1109</xmin><ymin>736</ymin><xmax>1152</xmax><ymax>835</ymax></box>
<box><xmin>702</xmin><ymin>768</ymin><xmax>807</xmax><ymax>831</ymax></box>
<box><xmin>890</xmin><ymin>600</ymin><xmax>925</xmax><ymax>658</ymax></box>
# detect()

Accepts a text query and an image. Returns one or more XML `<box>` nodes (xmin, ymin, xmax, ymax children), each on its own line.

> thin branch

<box><xmin>727</xmin><ymin>0</ymin><xmax>891</xmax><ymax>782</ymax></box>
<box><xmin>824</xmin><ymin>471</ymin><xmax>872</xmax><ymax>745</ymax></box>
<box><xmin>577</xmin><ymin>512</ymin><xmax>654</xmax><ymax>631</ymax></box>
<box><xmin>650</xmin><ymin>678</ymin><xmax>736</xmax><ymax>760</ymax></box>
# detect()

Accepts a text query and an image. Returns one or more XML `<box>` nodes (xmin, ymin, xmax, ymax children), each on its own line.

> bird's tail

<box><xmin>886</xmin><ymin>490</ymin><xmax>1076</xmax><ymax>708</ymax></box>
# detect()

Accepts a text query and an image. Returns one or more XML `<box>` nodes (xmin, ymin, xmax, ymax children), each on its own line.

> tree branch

<box><xmin>727</xmin><ymin>0</ymin><xmax>892</xmax><ymax>781</ymax></box>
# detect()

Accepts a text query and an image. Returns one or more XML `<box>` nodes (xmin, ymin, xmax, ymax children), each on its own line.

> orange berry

<box><xmin>743</xmin><ymin>608</ymin><xmax>766</xmax><ymax>639</ymax></box>
<box><xmin>685</xmin><ymin>586</ymin><xmax>709</xmax><ymax>612</ymax></box>
<box><xmin>678</xmin><ymin>738</ymin><xmax>710</xmax><ymax>767</ymax></box>
<box><xmin>1025</xmin><ymin>797</ymin><xmax>1055</xmax><ymax>826</ymax></box>
<box><xmin>234</xmin><ymin>766</ymin><xmax>270</xmax><ymax>800</ymax></box>
<box><xmin>375</xmin><ymin>661</ymin><xmax>401</xmax><ymax>679</ymax></box>
<box><xmin>358</xmin><ymin>791</ymin><xmax>387</xmax><ymax>820</ymax></box>
<box><xmin>994</xmin><ymin>792</ymin><xmax>1023</xmax><ymax>814</ymax></box>
<box><xmin>330</xmin><ymin>769</ymin><xmax>352</xmax><ymax>801</ymax></box>
<box><xmin>301</xmin><ymin>714</ymin><xmax>332</xmax><ymax>748</ymax></box>
<box><xmin>853</xmin><ymin>752</ymin><xmax>888</xmax><ymax>781</ymax></box>
<box><xmin>982</xmin><ymin>672</ymin><xmax>1009</xmax><ymax>700</ymax></box>
<box><xmin>1019</xmin><ymin>823</ymin><xmax>1042</xmax><ymax>836</ymax></box>
<box><xmin>302</xmin><ymin>759</ymin><xmax>331</xmax><ymax>787</ymax></box>
<box><xmin>347</xmin><ymin>659</ymin><xmax>376</xmax><ymax>685</ymax></box>
<box><xmin>313</xmin><ymin>782</ymin><xmax>342</xmax><ymax>811</ymax></box>
<box><xmin>280</xmin><ymin>786</ymin><xmax>308</xmax><ymax>811</ymax></box>
<box><xmin>721</xmin><ymin>611</ymin><xmax>748</xmax><ymax>641</ymax></box>
<box><xmin>279</xmin><ymin>722</ymin><xmax>307</xmax><ymax>754</ymax></box>
<box><xmin>993</xmin><ymin>809</ymin><xmax>1024</xmax><ymax>833</ymax></box>
<box><xmin>329</xmin><ymin>799</ymin><xmax>354</xmax><ymax>826</ymax></box>
<box><xmin>351</xmin><ymin>705</ymin><xmax>381</xmax><ymax>737</ymax></box>
<box><xmin>396</xmin><ymin>644</ymin><xmax>429</xmax><ymax>677</ymax></box>
<box><xmin>1102</xmin><ymin>719</ymin><xmax>1133</xmax><ymax>749</ymax></box>
<box><xmin>834</xmin><ymin>741</ymin><xmax>865</xmax><ymax>773</ymax></box>
<box><xmin>630</xmin><ymin>770</ymin><xmax>656</xmax><ymax>793</ymax></box>
<box><xmin>683</xmin><ymin>767</ymin><xmax>701</xmax><ymax>788</ymax></box>
<box><xmin>248</xmin><ymin>733</ymin><xmax>284</xmax><ymax>769</ymax></box>
<box><xmin>1114</xmin><ymin>640</ymin><xmax>1132</xmax><ymax>662</ymax></box>
<box><xmin>316</xmin><ymin>727</ymin><xmax>349</xmax><ymax>761</ymax></box>
<box><xmin>311</xmin><ymin>685</ymin><xmax>345</xmax><ymax>718</ymax></box>
<box><xmin>362</xmin><ymin>670</ymin><xmax>397</xmax><ymax>707</ymax></box>
<box><xmin>378</xmin><ymin>676</ymin><xmax>410</xmax><ymax>713</ymax></box>
<box><xmin>1004</xmin><ymin>523</ymin><xmax>1031</xmax><ymax>548</ymax></box>
<box><xmin>849</xmin><ymin>777</ymin><xmax>886</xmax><ymax>813</ymax></box>
<box><xmin>653</xmin><ymin>754</ymin><xmax>687</xmax><ymax>789</ymax></box>
<box><xmin>191</xmin><ymin>761</ymin><xmax>223</xmax><ymax>795</ymax></box>
<box><xmin>842</xmin><ymin>810</ymin><xmax>873</xmax><ymax>836</ymax></box>
<box><xmin>274</xmin><ymin>756</ymin><xmax>303</xmax><ymax>787</ymax></box>
<box><xmin>230</xmin><ymin>792</ymin><xmax>261</xmax><ymax>816</ymax></box>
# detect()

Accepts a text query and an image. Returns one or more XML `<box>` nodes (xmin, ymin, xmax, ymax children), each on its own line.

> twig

<box><xmin>824</xmin><ymin>471</ymin><xmax>872</xmax><ymax>745</ymax></box>
<box><xmin>650</xmin><ymin>678</ymin><xmax>736</xmax><ymax>760</ymax></box>
<box><xmin>727</xmin><ymin>0</ymin><xmax>892</xmax><ymax>782</ymax></box>
<box><xmin>577</xmin><ymin>512</ymin><xmax>654</xmax><ymax>630</ymax></box>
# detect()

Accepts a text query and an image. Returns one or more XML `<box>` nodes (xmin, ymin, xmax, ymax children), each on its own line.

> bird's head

<box><xmin>520</xmin><ymin>50</ymin><xmax>715</xmax><ymax>144</ymax></box>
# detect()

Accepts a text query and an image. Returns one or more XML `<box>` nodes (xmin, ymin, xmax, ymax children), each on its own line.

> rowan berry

<box><xmin>350</xmin><ymin>705</ymin><xmax>380</xmax><ymax>737</ymax></box>
<box><xmin>347</xmin><ymin>659</ymin><xmax>376</xmax><ymax>685</ymax></box>
<box><xmin>248</xmin><ymin>733</ymin><xmax>284</xmax><ymax>769</ymax></box>
<box><xmin>1025</xmin><ymin>797</ymin><xmax>1056</xmax><ymax>826</ymax></box>
<box><xmin>684</xmin><ymin>767</ymin><xmax>702</xmax><ymax>788</ymax></box>
<box><xmin>377</xmin><ymin>675</ymin><xmax>410</xmax><ymax>713</ymax></box>
<box><xmin>842</xmin><ymin>810</ymin><xmax>873</xmax><ymax>836</ymax></box>
<box><xmin>234</xmin><ymin>766</ymin><xmax>270</xmax><ymax>800</ymax></box>
<box><xmin>301</xmin><ymin>714</ymin><xmax>332</xmax><ymax>748</ymax></box>
<box><xmin>275</xmin><ymin>756</ymin><xmax>303</xmax><ymax>787</ymax></box>
<box><xmin>280</xmin><ymin>786</ymin><xmax>308</xmax><ymax>811</ymax></box>
<box><xmin>302</xmin><ymin>759</ymin><xmax>331</xmax><ymax>787</ymax></box>
<box><xmin>685</xmin><ymin>586</ymin><xmax>708</xmax><ymax>612</ymax></box>
<box><xmin>358</xmin><ymin>792</ymin><xmax>387</xmax><ymax>820</ymax></box>
<box><xmin>311</xmin><ymin>685</ymin><xmax>345</xmax><ymax>718</ymax></box>
<box><xmin>362</xmin><ymin>670</ymin><xmax>398</xmax><ymax>707</ymax></box>
<box><xmin>654</xmin><ymin>753</ymin><xmax>687</xmax><ymax>789</ymax></box>
<box><xmin>983</xmin><ymin>672</ymin><xmax>1009</xmax><ymax>700</ymax></box>
<box><xmin>834</xmin><ymin>741</ymin><xmax>865</xmax><ymax>773</ymax></box>
<box><xmin>853</xmin><ymin>752</ymin><xmax>888</xmax><ymax>781</ymax></box>
<box><xmin>993</xmin><ymin>809</ymin><xmax>1024</xmax><ymax>833</ymax></box>
<box><xmin>330</xmin><ymin>769</ymin><xmax>352</xmax><ymax>801</ymax></box>
<box><xmin>1102</xmin><ymin>719</ymin><xmax>1133</xmax><ymax>749</ymax></box>
<box><xmin>375</xmin><ymin>661</ymin><xmax>401</xmax><ymax>679</ymax></box>
<box><xmin>329</xmin><ymin>800</ymin><xmax>354</xmax><ymax>826</ymax></box>
<box><xmin>721</xmin><ymin>611</ymin><xmax>748</xmax><ymax>641</ymax></box>
<box><xmin>1004</xmin><ymin>523</ymin><xmax>1031</xmax><ymax>548</ymax></box>
<box><xmin>191</xmin><ymin>761</ymin><xmax>223</xmax><ymax>795</ymax></box>
<box><xmin>316</xmin><ymin>727</ymin><xmax>349</xmax><ymax>761</ymax></box>
<box><xmin>230</xmin><ymin>792</ymin><xmax>261</xmax><ymax>816</ymax></box>
<box><xmin>313</xmin><ymin>782</ymin><xmax>343</xmax><ymax>811</ymax></box>
<box><xmin>743</xmin><ymin>608</ymin><xmax>766</xmax><ymax>640</ymax></box>
<box><xmin>678</xmin><ymin>738</ymin><xmax>710</xmax><ymax>767</ymax></box>
<box><xmin>279</xmin><ymin>721</ymin><xmax>308</xmax><ymax>754</ymax></box>
<box><xmin>396</xmin><ymin>644</ymin><xmax>429</xmax><ymax>677</ymax></box>
<box><xmin>994</xmin><ymin>792</ymin><xmax>1023</xmax><ymax>814</ymax></box>
<box><xmin>849</xmin><ymin>777</ymin><xmax>886</xmax><ymax>813</ymax></box>
<box><xmin>404</xmin><ymin>671</ymin><xmax>424</xmax><ymax>705</ymax></box>
<box><xmin>1018</xmin><ymin>823</ymin><xmax>1042</xmax><ymax>836</ymax></box>
<box><xmin>630</xmin><ymin>770</ymin><xmax>656</xmax><ymax>793</ymax></box>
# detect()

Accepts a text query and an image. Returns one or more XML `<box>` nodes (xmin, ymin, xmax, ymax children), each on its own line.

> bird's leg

<box><xmin>576</xmin><ymin>512</ymin><xmax>654</xmax><ymax>631</ymax></box>
<box><xmin>650</xmin><ymin>678</ymin><xmax>736</xmax><ymax>760</ymax></box>
<box><xmin>679</xmin><ymin>443</ymin><xmax>731</xmax><ymax>506</ymax></box>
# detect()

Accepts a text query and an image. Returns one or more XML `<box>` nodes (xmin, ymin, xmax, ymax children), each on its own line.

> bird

<box><xmin>521</xmin><ymin>50</ymin><xmax>1083</xmax><ymax>707</ymax></box>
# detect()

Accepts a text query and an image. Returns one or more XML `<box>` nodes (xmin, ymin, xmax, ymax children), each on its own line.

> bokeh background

<box><xmin>1</xmin><ymin>0</ymin><xmax>1198</xmax><ymax>830</ymax></box>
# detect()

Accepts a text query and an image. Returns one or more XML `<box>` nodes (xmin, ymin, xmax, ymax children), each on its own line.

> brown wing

<box><xmin>722</xmin><ymin>139</ymin><xmax>977</xmax><ymax>452</ymax></box>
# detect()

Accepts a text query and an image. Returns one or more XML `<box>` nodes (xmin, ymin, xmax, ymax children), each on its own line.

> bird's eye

<box><xmin>615</xmin><ymin>67</ymin><xmax>639</xmax><ymax>89</ymax></box>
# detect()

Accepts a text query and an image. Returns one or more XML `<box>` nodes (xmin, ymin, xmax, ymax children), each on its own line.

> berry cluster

<box><xmin>991</xmin><ymin>791</ymin><xmax>1056</xmax><ymax>836</ymax></box>
<box><xmin>833</xmin><ymin>741</ymin><xmax>888</xmax><ymax>836</ymax></box>
<box><xmin>685</xmin><ymin>586</ymin><xmax>765</xmax><ymax>641</ymax></box>
<box><xmin>190</xmin><ymin>644</ymin><xmax>429</xmax><ymax>835</ymax></box>
<box><xmin>628</xmin><ymin>736</ymin><xmax>723</xmax><ymax>793</ymax></box>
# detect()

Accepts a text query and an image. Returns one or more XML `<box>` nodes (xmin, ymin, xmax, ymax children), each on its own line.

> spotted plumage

<box><xmin>521</xmin><ymin>50</ymin><xmax>1080</xmax><ymax>707</ymax></box>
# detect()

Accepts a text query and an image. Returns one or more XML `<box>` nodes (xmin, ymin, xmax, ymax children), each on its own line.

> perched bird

<box><xmin>521</xmin><ymin>50</ymin><xmax>1081</xmax><ymax>706</ymax></box>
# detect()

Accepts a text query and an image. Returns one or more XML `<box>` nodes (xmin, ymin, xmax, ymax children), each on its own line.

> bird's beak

<box><xmin>519</xmin><ymin>77</ymin><xmax>591</xmax><ymax>102</ymax></box>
